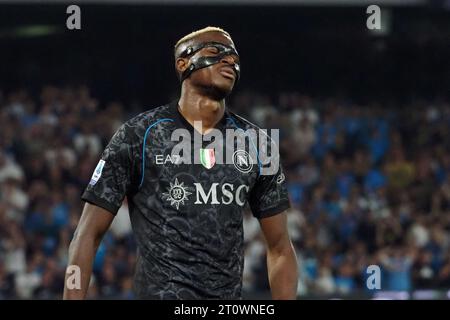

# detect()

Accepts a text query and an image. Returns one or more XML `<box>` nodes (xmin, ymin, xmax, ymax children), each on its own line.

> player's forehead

<box><xmin>179</xmin><ymin>31</ymin><xmax>236</xmax><ymax>54</ymax></box>
<box><xmin>195</xmin><ymin>31</ymin><xmax>234</xmax><ymax>46</ymax></box>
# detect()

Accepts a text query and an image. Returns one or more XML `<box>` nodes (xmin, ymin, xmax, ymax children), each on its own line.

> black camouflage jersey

<box><xmin>81</xmin><ymin>101</ymin><xmax>290</xmax><ymax>299</ymax></box>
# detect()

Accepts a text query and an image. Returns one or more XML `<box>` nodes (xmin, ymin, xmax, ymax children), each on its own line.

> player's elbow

<box><xmin>267</xmin><ymin>235</ymin><xmax>295</xmax><ymax>258</ymax></box>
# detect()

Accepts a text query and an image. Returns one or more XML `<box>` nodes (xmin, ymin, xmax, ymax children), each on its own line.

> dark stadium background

<box><xmin>0</xmin><ymin>1</ymin><xmax>450</xmax><ymax>299</ymax></box>
<box><xmin>1</xmin><ymin>3</ymin><xmax>449</xmax><ymax>103</ymax></box>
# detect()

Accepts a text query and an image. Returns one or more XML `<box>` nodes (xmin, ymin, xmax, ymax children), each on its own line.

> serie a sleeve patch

<box><xmin>89</xmin><ymin>159</ymin><xmax>106</xmax><ymax>186</ymax></box>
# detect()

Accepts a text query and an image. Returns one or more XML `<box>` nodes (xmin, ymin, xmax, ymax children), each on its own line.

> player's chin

<box><xmin>211</xmin><ymin>78</ymin><xmax>235</xmax><ymax>98</ymax></box>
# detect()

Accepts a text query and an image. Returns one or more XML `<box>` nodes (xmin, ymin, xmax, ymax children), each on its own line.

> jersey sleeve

<box><xmin>81</xmin><ymin>123</ymin><xmax>135</xmax><ymax>215</ymax></box>
<box><xmin>248</xmin><ymin>164</ymin><xmax>291</xmax><ymax>220</ymax></box>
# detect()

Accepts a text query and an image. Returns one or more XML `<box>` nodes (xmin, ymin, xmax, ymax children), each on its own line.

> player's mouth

<box><xmin>219</xmin><ymin>66</ymin><xmax>236</xmax><ymax>80</ymax></box>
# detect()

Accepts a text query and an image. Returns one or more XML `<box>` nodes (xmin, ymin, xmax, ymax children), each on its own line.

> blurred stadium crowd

<box><xmin>1</xmin><ymin>86</ymin><xmax>450</xmax><ymax>299</ymax></box>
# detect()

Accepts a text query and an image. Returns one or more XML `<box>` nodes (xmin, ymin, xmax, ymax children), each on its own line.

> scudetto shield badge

<box><xmin>199</xmin><ymin>148</ymin><xmax>216</xmax><ymax>169</ymax></box>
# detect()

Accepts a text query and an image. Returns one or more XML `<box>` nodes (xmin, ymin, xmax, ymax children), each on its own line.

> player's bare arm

<box><xmin>260</xmin><ymin>212</ymin><xmax>298</xmax><ymax>300</ymax></box>
<box><xmin>63</xmin><ymin>203</ymin><xmax>114</xmax><ymax>299</ymax></box>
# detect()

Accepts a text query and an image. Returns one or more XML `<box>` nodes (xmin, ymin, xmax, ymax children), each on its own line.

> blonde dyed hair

<box><xmin>174</xmin><ymin>26</ymin><xmax>231</xmax><ymax>55</ymax></box>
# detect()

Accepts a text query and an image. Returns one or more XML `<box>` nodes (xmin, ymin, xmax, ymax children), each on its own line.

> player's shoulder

<box><xmin>227</xmin><ymin>110</ymin><xmax>262</xmax><ymax>131</ymax></box>
<box><xmin>126</xmin><ymin>103</ymin><xmax>173</xmax><ymax>128</ymax></box>
<box><xmin>120</xmin><ymin>103</ymin><xmax>174</xmax><ymax>139</ymax></box>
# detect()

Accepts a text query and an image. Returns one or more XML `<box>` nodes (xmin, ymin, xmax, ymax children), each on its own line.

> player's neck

<box><xmin>178</xmin><ymin>88</ymin><xmax>225</xmax><ymax>134</ymax></box>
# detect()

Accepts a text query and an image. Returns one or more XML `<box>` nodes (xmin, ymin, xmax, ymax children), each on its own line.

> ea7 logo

<box><xmin>366</xmin><ymin>265</ymin><xmax>381</xmax><ymax>290</ymax></box>
<box><xmin>155</xmin><ymin>154</ymin><xmax>181</xmax><ymax>165</ymax></box>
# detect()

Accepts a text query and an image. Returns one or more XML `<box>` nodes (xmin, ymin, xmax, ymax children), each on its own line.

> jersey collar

<box><xmin>168</xmin><ymin>100</ymin><xmax>232</xmax><ymax>135</ymax></box>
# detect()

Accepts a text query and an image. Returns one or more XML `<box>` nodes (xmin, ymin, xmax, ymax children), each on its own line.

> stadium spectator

<box><xmin>1</xmin><ymin>86</ymin><xmax>450</xmax><ymax>298</ymax></box>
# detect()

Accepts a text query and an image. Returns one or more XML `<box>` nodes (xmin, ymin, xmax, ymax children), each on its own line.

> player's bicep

<box><xmin>72</xmin><ymin>202</ymin><xmax>115</xmax><ymax>245</ymax></box>
<box><xmin>259</xmin><ymin>211</ymin><xmax>291</xmax><ymax>253</ymax></box>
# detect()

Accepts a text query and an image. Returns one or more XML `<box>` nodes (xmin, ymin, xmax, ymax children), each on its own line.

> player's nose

<box><xmin>221</xmin><ymin>54</ymin><xmax>237</xmax><ymax>66</ymax></box>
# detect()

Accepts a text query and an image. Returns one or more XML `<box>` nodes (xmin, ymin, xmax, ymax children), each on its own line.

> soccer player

<box><xmin>63</xmin><ymin>26</ymin><xmax>298</xmax><ymax>300</ymax></box>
